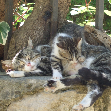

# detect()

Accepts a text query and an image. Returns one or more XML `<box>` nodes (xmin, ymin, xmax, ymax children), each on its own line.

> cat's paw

<box><xmin>72</xmin><ymin>104</ymin><xmax>84</xmax><ymax>111</ymax></box>
<box><xmin>44</xmin><ymin>80</ymin><xmax>57</xmax><ymax>93</ymax></box>
<box><xmin>7</xmin><ymin>71</ymin><xmax>15</xmax><ymax>77</ymax></box>
<box><xmin>52</xmin><ymin>74</ymin><xmax>62</xmax><ymax>81</ymax></box>
<box><xmin>52</xmin><ymin>69</ymin><xmax>63</xmax><ymax>81</ymax></box>
<box><xmin>78</xmin><ymin>68</ymin><xmax>91</xmax><ymax>80</ymax></box>
<box><xmin>44</xmin><ymin>79</ymin><xmax>66</xmax><ymax>93</ymax></box>
<box><xmin>7</xmin><ymin>71</ymin><xmax>25</xmax><ymax>77</ymax></box>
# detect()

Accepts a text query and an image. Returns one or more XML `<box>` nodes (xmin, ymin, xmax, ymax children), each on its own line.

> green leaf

<box><xmin>109</xmin><ymin>0</ymin><xmax>111</xmax><ymax>4</ymax></box>
<box><xmin>0</xmin><ymin>33</ymin><xmax>3</xmax><ymax>44</ymax></box>
<box><xmin>104</xmin><ymin>10</ymin><xmax>111</xmax><ymax>16</ymax></box>
<box><xmin>0</xmin><ymin>21</ymin><xmax>10</xmax><ymax>45</ymax></box>
<box><xmin>23</xmin><ymin>14</ymin><xmax>30</xmax><ymax>19</ymax></box>
<box><xmin>0</xmin><ymin>21</ymin><xmax>10</xmax><ymax>31</ymax></box>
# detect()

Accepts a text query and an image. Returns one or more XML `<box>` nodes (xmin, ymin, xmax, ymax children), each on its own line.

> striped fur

<box><xmin>45</xmin><ymin>23</ymin><xmax>111</xmax><ymax>110</ymax></box>
<box><xmin>7</xmin><ymin>39</ymin><xmax>52</xmax><ymax>77</ymax></box>
<box><xmin>51</xmin><ymin>33</ymin><xmax>85</xmax><ymax>80</ymax></box>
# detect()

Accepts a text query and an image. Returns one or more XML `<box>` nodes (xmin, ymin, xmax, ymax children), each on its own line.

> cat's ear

<box><xmin>1</xmin><ymin>60</ymin><xmax>13</xmax><ymax>72</ymax></box>
<box><xmin>76</xmin><ymin>37</ymin><xmax>81</xmax><ymax>43</ymax></box>
<box><xmin>27</xmin><ymin>37</ymin><xmax>33</xmax><ymax>49</ymax></box>
<box><xmin>1</xmin><ymin>60</ymin><xmax>13</xmax><ymax>67</ymax></box>
<box><xmin>56</xmin><ymin>42</ymin><xmax>66</xmax><ymax>50</ymax></box>
<box><xmin>77</xmin><ymin>38</ymin><xmax>82</xmax><ymax>49</ymax></box>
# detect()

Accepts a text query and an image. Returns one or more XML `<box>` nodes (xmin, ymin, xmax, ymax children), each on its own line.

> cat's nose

<box><xmin>27</xmin><ymin>63</ymin><xmax>31</xmax><ymax>66</ymax></box>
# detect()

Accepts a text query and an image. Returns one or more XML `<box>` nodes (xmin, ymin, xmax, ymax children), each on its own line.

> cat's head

<box><xmin>57</xmin><ymin>37</ymin><xmax>85</xmax><ymax>63</ymax></box>
<box><xmin>12</xmin><ymin>38</ymin><xmax>41</xmax><ymax>71</ymax></box>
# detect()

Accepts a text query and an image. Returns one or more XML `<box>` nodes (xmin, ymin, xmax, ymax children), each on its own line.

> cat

<box><xmin>44</xmin><ymin>23</ymin><xmax>111</xmax><ymax>111</ymax></box>
<box><xmin>2</xmin><ymin>38</ymin><xmax>52</xmax><ymax>77</ymax></box>
<box><xmin>50</xmin><ymin>23</ymin><xmax>109</xmax><ymax>80</ymax></box>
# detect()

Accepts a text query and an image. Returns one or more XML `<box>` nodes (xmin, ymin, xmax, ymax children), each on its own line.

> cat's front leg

<box><xmin>44</xmin><ymin>79</ymin><xmax>66</xmax><ymax>93</ymax></box>
<box><xmin>72</xmin><ymin>84</ymin><xmax>103</xmax><ymax>111</ymax></box>
<box><xmin>7</xmin><ymin>71</ymin><xmax>25</xmax><ymax>77</ymax></box>
<box><xmin>52</xmin><ymin>69</ymin><xmax>62</xmax><ymax>80</ymax></box>
<box><xmin>78</xmin><ymin>67</ymin><xmax>111</xmax><ymax>87</ymax></box>
<box><xmin>44</xmin><ymin>75</ymin><xmax>83</xmax><ymax>93</ymax></box>
<box><xmin>51</xmin><ymin>55</ymin><xmax>63</xmax><ymax>80</ymax></box>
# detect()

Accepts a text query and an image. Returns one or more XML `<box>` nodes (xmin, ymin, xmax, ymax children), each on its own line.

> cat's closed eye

<box><xmin>19</xmin><ymin>61</ymin><xmax>25</xmax><ymax>66</ymax></box>
<box><xmin>27</xmin><ymin>57</ymin><xmax>30</xmax><ymax>60</ymax></box>
<box><xmin>18</xmin><ymin>53</ymin><xmax>23</xmax><ymax>58</ymax></box>
<box><xmin>32</xmin><ymin>55</ymin><xmax>40</xmax><ymax>61</ymax></box>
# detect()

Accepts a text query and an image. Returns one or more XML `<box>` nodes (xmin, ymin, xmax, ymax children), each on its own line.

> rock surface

<box><xmin>0</xmin><ymin>72</ymin><xmax>111</xmax><ymax>111</ymax></box>
<box><xmin>0</xmin><ymin>72</ymin><xmax>49</xmax><ymax>111</ymax></box>
<box><xmin>7</xmin><ymin>91</ymin><xmax>95</xmax><ymax>111</ymax></box>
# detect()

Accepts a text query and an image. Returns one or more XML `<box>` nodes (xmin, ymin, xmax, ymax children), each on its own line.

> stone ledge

<box><xmin>0</xmin><ymin>73</ymin><xmax>51</xmax><ymax>111</ymax></box>
<box><xmin>0</xmin><ymin>73</ymin><xmax>111</xmax><ymax>111</ymax></box>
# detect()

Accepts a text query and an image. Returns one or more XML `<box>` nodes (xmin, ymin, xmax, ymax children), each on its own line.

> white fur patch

<box><xmin>72</xmin><ymin>104</ymin><xmax>84</xmax><ymax>111</ymax></box>
<box><xmin>36</xmin><ymin>45</ymin><xmax>50</xmax><ymax>52</ymax></box>
<box><xmin>102</xmin><ymin>73</ymin><xmax>107</xmax><ymax>78</ymax></box>
<box><xmin>51</xmin><ymin>33</ymin><xmax>71</xmax><ymax>59</ymax></box>
<box><xmin>79</xmin><ymin>91</ymin><xmax>93</xmax><ymax>107</ymax></box>
<box><xmin>35</xmin><ymin>45</ymin><xmax>42</xmax><ymax>52</ymax></box>
<box><xmin>45</xmin><ymin>80</ymin><xmax>66</xmax><ymax>93</ymax></box>
<box><xmin>32</xmin><ymin>69</ymin><xmax>42</xmax><ymax>73</ymax></box>
<box><xmin>53</xmin><ymin>80</ymin><xmax>66</xmax><ymax>92</ymax></box>
<box><xmin>83</xmin><ymin>57</ymin><xmax>94</xmax><ymax>69</ymax></box>
<box><xmin>73</xmin><ymin>85</ymin><xmax>100</xmax><ymax>110</ymax></box>
<box><xmin>24</xmin><ymin>57</ymin><xmax>40</xmax><ymax>72</ymax></box>
<box><xmin>12</xmin><ymin>50</ymin><xmax>22</xmax><ymax>65</ymax></box>
<box><xmin>80</xmin><ymin>88</ymin><xmax>100</xmax><ymax>107</ymax></box>
<box><xmin>52</xmin><ymin>69</ymin><xmax>63</xmax><ymax>81</ymax></box>
<box><xmin>24</xmin><ymin>65</ymin><xmax>32</xmax><ymax>72</ymax></box>
<box><xmin>7</xmin><ymin>71</ymin><xmax>25</xmax><ymax>77</ymax></box>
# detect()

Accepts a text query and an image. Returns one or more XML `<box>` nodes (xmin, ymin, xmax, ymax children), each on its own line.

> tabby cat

<box><xmin>4</xmin><ymin>38</ymin><xmax>52</xmax><ymax>77</ymax></box>
<box><xmin>44</xmin><ymin>23</ymin><xmax>111</xmax><ymax>111</ymax></box>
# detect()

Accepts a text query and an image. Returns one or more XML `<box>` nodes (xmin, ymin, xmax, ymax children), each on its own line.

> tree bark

<box><xmin>7</xmin><ymin>0</ymin><xmax>71</xmax><ymax>59</ymax></box>
<box><xmin>50</xmin><ymin>0</ymin><xmax>58</xmax><ymax>40</ymax></box>
<box><xmin>4</xmin><ymin>0</ymin><xmax>13</xmax><ymax>60</ymax></box>
<box><xmin>95</xmin><ymin>0</ymin><xmax>104</xmax><ymax>30</ymax></box>
<box><xmin>84</xmin><ymin>25</ymin><xmax>111</xmax><ymax>50</ymax></box>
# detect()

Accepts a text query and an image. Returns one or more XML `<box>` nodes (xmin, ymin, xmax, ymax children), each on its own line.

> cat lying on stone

<box><xmin>2</xmin><ymin>38</ymin><xmax>52</xmax><ymax>77</ymax></box>
<box><xmin>44</xmin><ymin>23</ymin><xmax>111</xmax><ymax>111</ymax></box>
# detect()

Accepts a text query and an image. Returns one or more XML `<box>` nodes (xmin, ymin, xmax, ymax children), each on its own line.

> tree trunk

<box><xmin>4</xmin><ymin>0</ymin><xmax>13</xmax><ymax>60</ymax></box>
<box><xmin>95</xmin><ymin>0</ymin><xmax>104</xmax><ymax>30</ymax></box>
<box><xmin>50</xmin><ymin>0</ymin><xmax>58</xmax><ymax>40</ymax></box>
<box><xmin>7</xmin><ymin>0</ymin><xmax>71</xmax><ymax>59</ymax></box>
<box><xmin>7</xmin><ymin>0</ymin><xmax>111</xmax><ymax>60</ymax></box>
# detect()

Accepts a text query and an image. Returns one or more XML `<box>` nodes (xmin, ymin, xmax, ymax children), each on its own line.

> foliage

<box><xmin>66</xmin><ymin>0</ymin><xmax>111</xmax><ymax>34</ymax></box>
<box><xmin>0</xmin><ymin>21</ymin><xmax>10</xmax><ymax>45</ymax></box>
<box><xmin>109</xmin><ymin>0</ymin><xmax>111</xmax><ymax>4</ymax></box>
<box><xmin>13</xmin><ymin>2</ymin><xmax>35</xmax><ymax>29</ymax></box>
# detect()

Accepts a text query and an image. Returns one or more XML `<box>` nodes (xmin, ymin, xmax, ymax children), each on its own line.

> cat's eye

<box><xmin>77</xmin><ymin>56</ymin><xmax>81</xmax><ymax>60</ymax></box>
<box><xmin>26</xmin><ymin>56</ymin><xmax>30</xmax><ymax>60</ymax></box>
<box><xmin>32</xmin><ymin>55</ymin><xmax>40</xmax><ymax>61</ymax></box>
<box><xmin>20</xmin><ymin>61</ymin><xmax>25</xmax><ymax>65</ymax></box>
<box><xmin>18</xmin><ymin>53</ymin><xmax>23</xmax><ymax>58</ymax></box>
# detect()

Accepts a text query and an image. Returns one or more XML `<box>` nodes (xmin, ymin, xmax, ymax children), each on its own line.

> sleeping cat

<box><xmin>44</xmin><ymin>23</ymin><xmax>111</xmax><ymax>110</ymax></box>
<box><xmin>3</xmin><ymin>38</ymin><xmax>52</xmax><ymax>77</ymax></box>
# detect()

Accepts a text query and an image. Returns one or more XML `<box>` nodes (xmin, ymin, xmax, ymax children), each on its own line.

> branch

<box><xmin>13</xmin><ymin>6</ymin><xmax>30</xmax><ymax>25</ymax></box>
<box><xmin>85</xmin><ymin>0</ymin><xmax>91</xmax><ymax>9</ymax></box>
